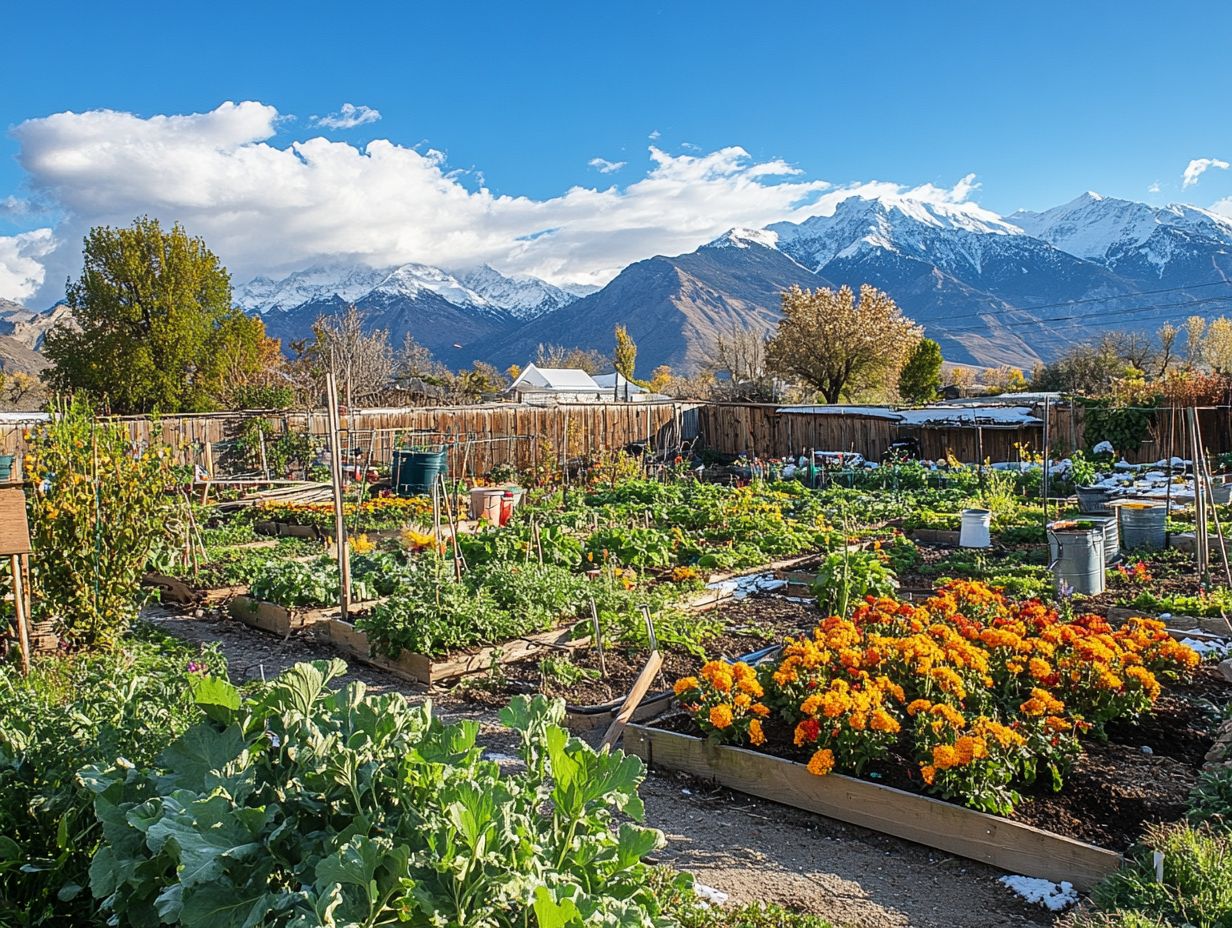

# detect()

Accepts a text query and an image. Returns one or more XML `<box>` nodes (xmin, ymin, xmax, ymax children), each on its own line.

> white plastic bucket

<box><xmin>959</xmin><ymin>508</ymin><xmax>992</xmax><ymax>548</ymax></box>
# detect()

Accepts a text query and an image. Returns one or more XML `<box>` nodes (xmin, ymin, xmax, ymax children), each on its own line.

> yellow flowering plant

<box><xmin>24</xmin><ymin>397</ymin><xmax>180</xmax><ymax>647</ymax></box>
<box><xmin>673</xmin><ymin>660</ymin><xmax>771</xmax><ymax>747</ymax></box>
<box><xmin>677</xmin><ymin>580</ymin><xmax>1200</xmax><ymax>814</ymax></box>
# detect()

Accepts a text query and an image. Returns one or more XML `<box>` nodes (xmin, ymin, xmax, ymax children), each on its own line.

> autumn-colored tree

<box><xmin>766</xmin><ymin>284</ymin><xmax>921</xmax><ymax>403</ymax></box>
<box><xmin>614</xmin><ymin>324</ymin><xmax>638</xmax><ymax>380</ymax></box>
<box><xmin>897</xmin><ymin>337</ymin><xmax>942</xmax><ymax>404</ymax></box>
<box><xmin>649</xmin><ymin>365</ymin><xmax>673</xmax><ymax>394</ymax></box>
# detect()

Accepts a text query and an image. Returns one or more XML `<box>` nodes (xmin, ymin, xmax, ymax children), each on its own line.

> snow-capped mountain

<box><xmin>236</xmin><ymin>262</ymin><xmax>577</xmax><ymax>322</ymax></box>
<box><xmin>455</xmin><ymin>265</ymin><xmax>580</xmax><ymax>320</ymax></box>
<box><xmin>234</xmin><ymin>189</ymin><xmax>1232</xmax><ymax>375</ymax></box>
<box><xmin>1010</xmin><ymin>192</ymin><xmax>1232</xmax><ymax>284</ymax></box>
<box><xmin>235</xmin><ymin>264</ymin><xmax>391</xmax><ymax>315</ymax></box>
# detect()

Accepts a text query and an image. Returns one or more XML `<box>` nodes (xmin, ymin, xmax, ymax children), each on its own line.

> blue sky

<box><xmin>3</xmin><ymin>0</ymin><xmax>1232</xmax><ymax>304</ymax></box>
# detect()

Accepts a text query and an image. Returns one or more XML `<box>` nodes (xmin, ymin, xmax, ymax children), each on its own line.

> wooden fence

<box><xmin>4</xmin><ymin>400</ymin><xmax>1231</xmax><ymax>474</ymax></box>
<box><xmin>0</xmin><ymin>403</ymin><xmax>702</xmax><ymax>480</ymax></box>
<box><xmin>699</xmin><ymin>403</ymin><xmax>1232</xmax><ymax>464</ymax></box>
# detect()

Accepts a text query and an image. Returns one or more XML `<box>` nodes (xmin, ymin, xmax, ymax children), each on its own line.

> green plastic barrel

<box><xmin>393</xmin><ymin>448</ymin><xmax>448</xmax><ymax>497</ymax></box>
<box><xmin>0</xmin><ymin>455</ymin><xmax>13</xmax><ymax>482</ymax></box>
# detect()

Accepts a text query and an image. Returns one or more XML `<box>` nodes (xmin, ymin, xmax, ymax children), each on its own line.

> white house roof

<box><xmin>508</xmin><ymin>363</ymin><xmax>604</xmax><ymax>393</ymax></box>
<box><xmin>776</xmin><ymin>404</ymin><xmax>1041</xmax><ymax>426</ymax></box>
<box><xmin>593</xmin><ymin>372</ymin><xmax>646</xmax><ymax>394</ymax></box>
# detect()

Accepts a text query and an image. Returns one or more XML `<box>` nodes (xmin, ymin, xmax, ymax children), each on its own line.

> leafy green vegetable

<box><xmin>85</xmin><ymin>664</ymin><xmax>672</xmax><ymax>928</ymax></box>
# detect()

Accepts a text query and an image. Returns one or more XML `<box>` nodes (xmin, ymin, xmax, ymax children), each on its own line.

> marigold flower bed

<box><xmin>674</xmin><ymin>580</ymin><xmax>1201</xmax><ymax>817</ymax></box>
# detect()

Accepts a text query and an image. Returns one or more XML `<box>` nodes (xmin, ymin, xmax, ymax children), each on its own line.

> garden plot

<box><xmin>636</xmin><ymin>580</ymin><xmax>1221</xmax><ymax>888</ymax></box>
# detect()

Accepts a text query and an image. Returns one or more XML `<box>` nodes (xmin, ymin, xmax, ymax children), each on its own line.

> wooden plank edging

<box><xmin>228</xmin><ymin>595</ymin><xmax>338</xmax><ymax>637</ymax></box>
<box><xmin>625</xmin><ymin>724</ymin><xmax>1122</xmax><ymax>891</ymax></box>
<box><xmin>324</xmin><ymin>618</ymin><xmax>585</xmax><ymax>685</ymax></box>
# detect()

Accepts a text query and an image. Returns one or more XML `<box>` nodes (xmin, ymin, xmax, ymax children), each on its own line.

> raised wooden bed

<box><xmin>625</xmin><ymin>723</ymin><xmax>1122</xmax><ymax>891</ymax></box>
<box><xmin>564</xmin><ymin>690</ymin><xmax>675</xmax><ymax>733</ymax></box>
<box><xmin>907</xmin><ymin>528</ymin><xmax>962</xmax><ymax>545</ymax></box>
<box><xmin>325</xmin><ymin>618</ymin><xmax>583</xmax><ymax>686</ymax></box>
<box><xmin>228</xmin><ymin>595</ymin><xmax>338</xmax><ymax>637</ymax></box>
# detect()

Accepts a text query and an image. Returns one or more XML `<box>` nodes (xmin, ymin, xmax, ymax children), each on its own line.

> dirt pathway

<box><xmin>146</xmin><ymin>606</ymin><xmax>1061</xmax><ymax>928</ymax></box>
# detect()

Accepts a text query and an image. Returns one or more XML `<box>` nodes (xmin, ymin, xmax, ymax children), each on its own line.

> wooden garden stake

<box><xmin>588</xmin><ymin>597</ymin><xmax>607</xmax><ymax>677</ymax></box>
<box><xmin>1194</xmin><ymin>415</ymin><xmax>1232</xmax><ymax>587</ymax></box>
<box><xmin>600</xmin><ymin>648</ymin><xmax>662</xmax><ymax>752</ymax></box>
<box><xmin>324</xmin><ymin>372</ymin><xmax>351</xmax><ymax>622</ymax></box>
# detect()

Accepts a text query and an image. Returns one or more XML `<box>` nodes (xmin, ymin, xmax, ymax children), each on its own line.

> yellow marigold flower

<box><xmin>709</xmin><ymin>704</ymin><xmax>734</xmax><ymax>730</ymax></box>
<box><xmin>1028</xmin><ymin>658</ymin><xmax>1053</xmax><ymax>680</ymax></box>
<box><xmin>849</xmin><ymin>712</ymin><xmax>868</xmax><ymax>731</ymax></box>
<box><xmin>932</xmin><ymin>743</ymin><xmax>960</xmax><ymax>770</ymax></box>
<box><xmin>870</xmin><ymin>709</ymin><xmax>900</xmax><ymax>734</ymax></box>
<box><xmin>734</xmin><ymin>693</ymin><xmax>752</xmax><ymax>709</ymax></box>
<box><xmin>806</xmin><ymin>748</ymin><xmax>836</xmax><ymax>777</ymax></box>
<box><xmin>673</xmin><ymin>676</ymin><xmax>699</xmax><ymax>696</ymax></box>
<box><xmin>738</xmin><ymin>676</ymin><xmax>764</xmax><ymax>698</ymax></box>
<box><xmin>906</xmin><ymin>698</ymin><xmax>933</xmax><ymax>717</ymax></box>
<box><xmin>800</xmin><ymin>694</ymin><xmax>824</xmax><ymax>716</ymax></box>
<box><xmin>748</xmin><ymin>719</ymin><xmax>766</xmax><ymax>746</ymax></box>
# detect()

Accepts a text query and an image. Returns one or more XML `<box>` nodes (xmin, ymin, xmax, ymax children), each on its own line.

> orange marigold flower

<box><xmin>750</xmin><ymin>703</ymin><xmax>771</xmax><ymax>718</ymax></box>
<box><xmin>709</xmin><ymin>704</ymin><xmax>734</xmax><ymax>730</ymax></box>
<box><xmin>794</xmin><ymin>718</ymin><xmax>821</xmax><ymax>746</ymax></box>
<box><xmin>932</xmin><ymin>743</ymin><xmax>960</xmax><ymax>770</ymax></box>
<box><xmin>806</xmin><ymin>748</ymin><xmax>836</xmax><ymax>777</ymax></box>
<box><xmin>870</xmin><ymin>709</ymin><xmax>901</xmax><ymax>734</ymax></box>
<box><xmin>748</xmin><ymin>718</ymin><xmax>766</xmax><ymax>746</ymax></box>
<box><xmin>673</xmin><ymin>676</ymin><xmax>699</xmax><ymax>696</ymax></box>
<box><xmin>920</xmin><ymin>763</ymin><xmax>937</xmax><ymax>785</ymax></box>
<box><xmin>906</xmin><ymin>698</ymin><xmax>933</xmax><ymax>717</ymax></box>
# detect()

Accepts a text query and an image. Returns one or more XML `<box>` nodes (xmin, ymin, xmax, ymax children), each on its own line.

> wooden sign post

<box><xmin>0</xmin><ymin>485</ymin><xmax>32</xmax><ymax>675</ymax></box>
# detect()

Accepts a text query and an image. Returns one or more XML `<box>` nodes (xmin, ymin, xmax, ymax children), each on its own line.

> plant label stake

<box><xmin>588</xmin><ymin>597</ymin><xmax>607</xmax><ymax>677</ymax></box>
<box><xmin>0</xmin><ymin>484</ymin><xmax>32</xmax><ymax>675</ymax></box>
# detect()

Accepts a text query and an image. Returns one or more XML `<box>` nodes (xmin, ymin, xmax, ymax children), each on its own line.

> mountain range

<box><xmin>7</xmin><ymin>191</ymin><xmax>1232</xmax><ymax>376</ymax></box>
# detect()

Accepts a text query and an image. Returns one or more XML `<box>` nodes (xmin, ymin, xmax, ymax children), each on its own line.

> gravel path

<box><xmin>146</xmin><ymin>605</ymin><xmax>1062</xmax><ymax>928</ymax></box>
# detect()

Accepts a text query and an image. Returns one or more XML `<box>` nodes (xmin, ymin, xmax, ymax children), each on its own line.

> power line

<box><xmin>913</xmin><ymin>278</ymin><xmax>1232</xmax><ymax>328</ymax></box>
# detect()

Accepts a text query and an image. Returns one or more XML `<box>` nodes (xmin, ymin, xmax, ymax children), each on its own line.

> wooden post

<box><xmin>600</xmin><ymin>649</ymin><xmax>663</xmax><ymax>751</ymax></box>
<box><xmin>200</xmin><ymin>441</ymin><xmax>214</xmax><ymax>505</ymax></box>
<box><xmin>9</xmin><ymin>555</ymin><xmax>30</xmax><ymax>676</ymax></box>
<box><xmin>324</xmin><ymin>373</ymin><xmax>351</xmax><ymax>622</ymax></box>
<box><xmin>0</xmin><ymin>485</ymin><xmax>32</xmax><ymax>674</ymax></box>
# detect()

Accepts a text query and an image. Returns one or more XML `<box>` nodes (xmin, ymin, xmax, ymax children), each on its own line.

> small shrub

<box><xmin>1074</xmin><ymin>823</ymin><xmax>1232</xmax><ymax>928</ymax></box>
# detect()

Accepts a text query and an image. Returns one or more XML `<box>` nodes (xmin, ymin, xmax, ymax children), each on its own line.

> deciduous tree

<box><xmin>44</xmin><ymin>217</ymin><xmax>274</xmax><ymax>413</ymax></box>
<box><xmin>766</xmin><ymin>284</ymin><xmax>921</xmax><ymax>403</ymax></box>
<box><xmin>614</xmin><ymin>325</ymin><xmax>638</xmax><ymax>380</ymax></box>
<box><xmin>897</xmin><ymin>337</ymin><xmax>942</xmax><ymax>404</ymax></box>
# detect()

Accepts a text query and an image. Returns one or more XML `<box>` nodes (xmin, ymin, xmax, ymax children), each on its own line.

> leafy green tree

<box><xmin>44</xmin><ymin>217</ymin><xmax>277</xmax><ymax>413</ymax></box>
<box><xmin>898</xmin><ymin>337</ymin><xmax>943</xmax><ymax>404</ymax></box>
<box><xmin>614</xmin><ymin>324</ymin><xmax>638</xmax><ymax>380</ymax></box>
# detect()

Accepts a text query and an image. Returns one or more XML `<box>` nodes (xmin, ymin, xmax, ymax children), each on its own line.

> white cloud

<box><xmin>2</xmin><ymin>100</ymin><xmax>992</xmax><ymax>302</ymax></box>
<box><xmin>648</xmin><ymin>130</ymin><xmax>661</xmax><ymax>140</ymax></box>
<box><xmin>1212</xmin><ymin>197</ymin><xmax>1232</xmax><ymax>219</ymax></box>
<box><xmin>588</xmin><ymin>157</ymin><xmax>626</xmax><ymax>174</ymax></box>
<box><xmin>1182</xmin><ymin>157</ymin><xmax>1229</xmax><ymax>188</ymax></box>
<box><xmin>0</xmin><ymin>229</ymin><xmax>56</xmax><ymax>303</ymax></box>
<box><xmin>311</xmin><ymin>103</ymin><xmax>382</xmax><ymax>130</ymax></box>
<box><xmin>1148</xmin><ymin>180</ymin><xmax>1161</xmax><ymax>194</ymax></box>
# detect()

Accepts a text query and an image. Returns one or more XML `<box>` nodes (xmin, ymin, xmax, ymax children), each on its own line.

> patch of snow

<box><xmin>691</xmin><ymin>883</ymin><xmax>730</xmax><ymax>907</ymax></box>
<box><xmin>707</xmin><ymin>227</ymin><xmax>780</xmax><ymax>250</ymax></box>
<box><xmin>998</xmin><ymin>875</ymin><xmax>1079</xmax><ymax>911</ymax></box>
<box><xmin>1181</xmin><ymin>637</ymin><xmax>1232</xmax><ymax>657</ymax></box>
